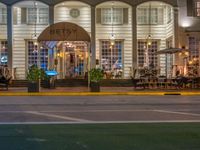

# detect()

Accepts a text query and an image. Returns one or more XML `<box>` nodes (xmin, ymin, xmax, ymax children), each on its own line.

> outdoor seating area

<box><xmin>131</xmin><ymin>67</ymin><xmax>200</xmax><ymax>90</ymax></box>
<box><xmin>0</xmin><ymin>65</ymin><xmax>12</xmax><ymax>90</ymax></box>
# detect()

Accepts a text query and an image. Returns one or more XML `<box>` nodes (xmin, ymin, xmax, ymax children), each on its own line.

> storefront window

<box><xmin>101</xmin><ymin>40</ymin><xmax>123</xmax><ymax>78</ymax></box>
<box><xmin>189</xmin><ymin>37</ymin><xmax>199</xmax><ymax>59</ymax></box>
<box><xmin>138</xmin><ymin>41</ymin><xmax>158</xmax><ymax>67</ymax></box>
<box><xmin>27</xmin><ymin>41</ymin><xmax>48</xmax><ymax>70</ymax></box>
<box><xmin>195</xmin><ymin>2</ymin><xmax>200</xmax><ymax>16</ymax></box>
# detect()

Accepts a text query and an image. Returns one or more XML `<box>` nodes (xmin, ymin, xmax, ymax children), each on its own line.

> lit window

<box><xmin>27</xmin><ymin>8</ymin><xmax>48</xmax><ymax>24</ymax></box>
<box><xmin>101</xmin><ymin>8</ymin><xmax>123</xmax><ymax>25</ymax></box>
<box><xmin>27</xmin><ymin>41</ymin><xmax>48</xmax><ymax>70</ymax></box>
<box><xmin>0</xmin><ymin>7</ymin><xmax>7</xmax><ymax>24</ymax></box>
<box><xmin>138</xmin><ymin>41</ymin><xmax>158</xmax><ymax>67</ymax></box>
<box><xmin>188</xmin><ymin>37</ymin><xmax>199</xmax><ymax>59</ymax></box>
<box><xmin>195</xmin><ymin>2</ymin><xmax>200</xmax><ymax>16</ymax></box>
<box><xmin>0</xmin><ymin>41</ymin><xmax>8</xmax><ymax>65</ymax></box>
<box><xmin>101</xmin><ymin>40</ymin><xmax>123</xmax><ymax>73</ymax></box>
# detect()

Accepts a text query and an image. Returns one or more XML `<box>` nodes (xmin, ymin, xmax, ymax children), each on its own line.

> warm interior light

<box><xmin>110</xmin><ymin>41</ymin><xmax>115</xmax><ymax>46</ymax></box>
<box><xmin>146</xmin><ymin>34</ymin><xmax>152</xmax><ymax>46</ymax></box>
<box><xmin>185</xmin><ymin>52</ymin><xmax>189</xmax><ymax>56</ymax></box>
<box><xmin>148</xmin><ymin>41</ymin><xmax>152</xmax><ymax>46</ymax></box>
<box><xmin>34</xmin><ymin>41</ymin><xmax>38</xmax><ymax>46</ymax></box>
<box><xmin>188</xmin><ymin>61</ymin><xmax>193</xmax><ymax>65</ymax></box>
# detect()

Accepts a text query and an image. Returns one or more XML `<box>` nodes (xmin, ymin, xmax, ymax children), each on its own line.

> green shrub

<box><xmin>26</xmin><ymin>65</ymin><xmax>45</xmax><ymax>82</ymax></box>
<box><xmin>89</xmin><ymin>68</ymin><xmax>104</xmax><ymax>83</ymax></box>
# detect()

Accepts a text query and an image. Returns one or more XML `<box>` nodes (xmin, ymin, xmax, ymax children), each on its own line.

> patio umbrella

<box><xmin>155</xmin><ymin>48</ymin><xmax>188</xmax><ymax>77</ymax></box>
<box><xmin>156</xmin><ymin>48</ymin><xmax>184</xmax><ymax>54</ymax></box>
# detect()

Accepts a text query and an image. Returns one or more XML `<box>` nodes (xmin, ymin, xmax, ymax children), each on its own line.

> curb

<box><xmin>0</xmin><ymin>92</ymin><xmax>200</xmax><ymax>96</ymax></box>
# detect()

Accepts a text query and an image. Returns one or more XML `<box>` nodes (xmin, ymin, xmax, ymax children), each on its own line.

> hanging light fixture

<box><xmin>110</xmin><ymin>2</ymin><xmax>115</xmax><ymax>46</ymax></box>
<box><xmin>146</xmin><ymin>2</ymin><xmax>152</xmax><ymax>46</ymax></box>
<box><xmin>32</xmin><ymin>0</ymin><xmax>38</xmax><ymax>40</ymax></box>
<box><xmin>144</xmin><ymin>2</ymin><xmax>152</xmax><ymax>67</ymax></box>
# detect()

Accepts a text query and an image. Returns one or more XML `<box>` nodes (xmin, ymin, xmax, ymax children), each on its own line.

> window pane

<box><xmin>137</xmin><ymin>8</ymin><xmax>147</xmax><ymax>24</ymax></box>
<box><xmin>0</xmin><ymin>8</ymin><xmax>7</xmax><ymax>24</ymax></box>
<box><xmin>196</xmin><ymin>2</ymin><xmax>200</xmax><ymax>16</ymax></box>
<box><xmin>27</xmin><ymin>8</ymin><xmax>37</xmax><ymax>24</ymax></box>
<box><xmin>138</xmin><ymin>40</ymin><xmax>158</xmax><ymax>67</ymax></box>
<box><xmin>150</xmin><ymin>8</ymin><xmax>158</xmax><ymax>24</ymax></box>
<box><xmin>38</xmin><ymin>8</ymin><xmax>48</xmax><ymax>24</ymax></box>
<box><xmin>27</xmin><ymin>41</ymin><xmax>48</xmax><ymax>70</ymax></box>
<box><xmin>101</xmin><ymin>40</ymin><xmax>123</xmax><ymax>74</ymax></box>
<box><xmin>101</xmin><ymin>8</ymin><xmax>123</xmax><ymax>25</ymax></box>
<box><xmin>101</xmin><ymin>8</ymin><xmax>112</xmax><ymax>24</ymax></box>
<box><xmin>113</xmin><ymin>8</ymin><xmax>123</xmax><ymax>24</ymax></box>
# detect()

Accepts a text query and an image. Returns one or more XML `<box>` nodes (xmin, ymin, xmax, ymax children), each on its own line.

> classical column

<box><xmin>90</xmin><ymin>6</ymin><xmax>96</xmax><ymax>68</ymax></box>
<box><xmin>132</xmin><ymin>5</ymin><xmax>137</xmax><ymax>69</ymax></box>
<box><xmin>49</xmin><ymin>5</ymin><xmax>54</xmax><ymax>25</ymax></box>
<box><xmin>173</xmin><ymin>7</ymin><xmax>179</xmax><ymax>68</ymax></box>
<box><xmin>174</xmin><ymin>7</ymin><xmax>179</xmax><ymax>48</ymax></box>
<box><xmin>7</xmin><ymin>5</ymin><xmax>13</xmax><ymax>73</ymax></box>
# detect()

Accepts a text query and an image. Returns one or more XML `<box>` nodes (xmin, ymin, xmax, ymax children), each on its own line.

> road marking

<box><xmin>25</xmin><ymin>111</ymin><xmax>92</xmax><ymax>123</ymax></box>
<box><xmin>0</xmin><ymin>109</ymin><xmax>152</xmax><ymax>113</ymax></box>
<box><xmin>1</xmin><ymin>120</ymin><xmax>200</xmax><ymax>125</ymax></box>
<box><xmin>154</xmin><ymin>110</ymin><xmax>200</xmax><ymax>117</ymax></box>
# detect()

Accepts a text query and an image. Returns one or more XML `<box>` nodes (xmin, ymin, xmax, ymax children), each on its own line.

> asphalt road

<box><xmin>0</xmin><ymin>96</ymin><xmax>200</xmax><ymax>124</ymax></box>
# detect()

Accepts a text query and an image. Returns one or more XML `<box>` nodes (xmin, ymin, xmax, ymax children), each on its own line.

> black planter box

<box><xmin>28</xmin><ymin>82</ymin><xmax>39</xmax><ymax>92</ymax></box>
<box><xmin>90</xmin><ymin>82</ymin><xmax>100</xmax><ymax>92</ymax></box>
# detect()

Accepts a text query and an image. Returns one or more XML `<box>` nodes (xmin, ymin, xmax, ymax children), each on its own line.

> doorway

<box><xmin>37</xmin><ymin>22</ymin><xmax>91</xmax><ymax>80</ymax></box>
<box><xmin>56</xmin><ymin>41</ymin><xmax>88</xmax><ymax>79</ymax></box>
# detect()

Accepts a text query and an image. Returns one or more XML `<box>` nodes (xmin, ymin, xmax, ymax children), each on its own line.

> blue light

<box><xmin>45</xmin><ymin>70</ymin><xmax>58</xmax><ymax>76</ymax></box>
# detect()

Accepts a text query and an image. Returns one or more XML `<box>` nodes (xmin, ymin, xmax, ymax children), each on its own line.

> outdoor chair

<box><xmin>174</xmin><ymin>76</ymin><xmax>189</xmax><ymax>89</ymax></box>
<box><xmin>0</xmin><ymin>76</ymin><xmax>12</xmax><ymax>90</ymax></box>
<box><xmin>140</xmin><ymin>76</ymin><xmax>149</xmax><ymax>89</ymax></box>
<box><xmin>131</xmin><ymin>77</ymin><xmax>143</xmax><ymax>89</ymax></box>
<box><xmin>157</xmin><ymin>76</ymin><xmax>167</xmax><ymax>89</ymax></box>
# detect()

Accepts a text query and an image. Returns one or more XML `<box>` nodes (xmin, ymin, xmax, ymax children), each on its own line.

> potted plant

<box><xmin>89</xmin><ymin>68</ymin><xmax>104</xmax><ymax>92</ymax></box>
<box><xmin>26</xmin><ymin>65</ymin><xmax>44</xmax><ymax>92</ymax></box>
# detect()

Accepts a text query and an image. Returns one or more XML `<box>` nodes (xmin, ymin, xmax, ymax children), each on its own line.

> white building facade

<box><xmin>0</xmin><ymin>0</ymin><xmax>198</xmax><ymax>80</ymax></box>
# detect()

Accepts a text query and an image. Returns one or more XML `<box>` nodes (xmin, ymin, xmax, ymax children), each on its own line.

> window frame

<box><xmin>27</xmin><ymin>7</ymin><xmax>49</xmax><ymax>25</ymax></box>
<box><xmin>137</xmin><ymin>40</ymin><xmax>158</xmax><ymax>67</ymax></box>
<box><xmin>0</xmin><ymin>7</ymin><xmax>7</xmax><ymax>25</ymax></box>
<box><xmin>195</xmin><ymin>1</ymin><xmax>200</xmax><ymax>17</ymax></box>
<box><xmin>137</xmin><ymin>7</ymin><xmax>163</xmax><ymax>25</ymax></box>
<box><xmin>26</xmin><ymin>40</ymin><xmax>49</xmax><ymax>70</ymax></box>
<box><xmin>100</xmin><ymin>39</ymin><xmax>124</xmax><ymax>76</ymax></box>
<box><xmin>167</xmin><ymin>6</ymin><xmax>172</xmax><ymax>23</ymax></box>
<box><xmin>101</xmin><ymin>7</ymin><xmax>123</xmax><ymax>25</ymax></box>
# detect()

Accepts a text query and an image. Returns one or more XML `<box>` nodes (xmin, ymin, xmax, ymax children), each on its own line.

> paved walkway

<box><xmin>1</xmin><ymin>87</ymin><xmax>200</xmax><ymax>93</ymax></box>
<box><xmin>0</xmin><ymin>87</ymin><xmax>200</xmax><ymax>97</ymax></box>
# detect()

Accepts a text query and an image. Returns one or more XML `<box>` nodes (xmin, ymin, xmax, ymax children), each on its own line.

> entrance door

<box><xmin>57</xmin><ymin>41</ymin><xmax>88</xmax><ymax>79</ymax></box>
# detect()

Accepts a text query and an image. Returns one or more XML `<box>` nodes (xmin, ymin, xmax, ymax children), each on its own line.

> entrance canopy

<box><xmin>38</xmin><ymin>22</ymin><xmax>90</xmax><ymax>42</ymax></box>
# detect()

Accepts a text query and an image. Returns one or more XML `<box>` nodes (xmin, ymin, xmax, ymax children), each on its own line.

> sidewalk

<box><xmin>0</xmin><ymin>87</ymin><xmax>200</xmax><ymax>96</ymax></box>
